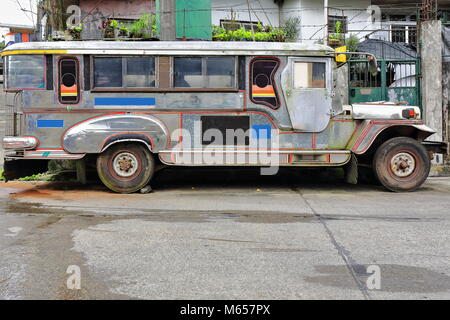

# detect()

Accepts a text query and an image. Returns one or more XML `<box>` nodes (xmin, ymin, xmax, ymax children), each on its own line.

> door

<box><xmin>282</xmin><ymin>57</ymin><xmax>332</xmax><ymax>132</ymax></box>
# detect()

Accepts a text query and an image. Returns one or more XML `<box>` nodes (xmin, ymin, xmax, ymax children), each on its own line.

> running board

<box><xmin>158</xmin><ymin>150</ymin><xmax>351</xmax><ymax>167</ymax></box>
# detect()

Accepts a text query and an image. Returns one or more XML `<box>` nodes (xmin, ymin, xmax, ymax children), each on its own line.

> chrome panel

<box><xmin>352</xmin><ymin>103</ymin><xmax>421</xmax><ymax>120</ymax></box>
<box><xmin>281</xmin><ymin>57</ymin><xmax>333</xmax><ymax>132</ymax></box>
<box><xmin>63</xmin><ymin>114</ymin><xmax>169</xmax><ymax>154</ymax></box>
<box><xmin>2</xmin><ymin>136</ymin><xmax>38</xmax><ymax>150</ymax></box>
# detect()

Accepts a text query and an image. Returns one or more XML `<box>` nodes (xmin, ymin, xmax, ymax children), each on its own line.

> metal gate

<box><xmin>349</xmin><ymin>58</ymin><xmax>421</xmax><ymax>109</ymax></box>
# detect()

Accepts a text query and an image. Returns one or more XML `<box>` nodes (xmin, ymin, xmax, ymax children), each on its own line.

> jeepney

<box><xmin>1</xmin><ymin>41</ymin><xmax>445</xmax><ymax>193</ymax></box>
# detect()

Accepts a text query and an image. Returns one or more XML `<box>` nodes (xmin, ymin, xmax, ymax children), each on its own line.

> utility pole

<box><xmin>160</xmin><ymin>0</ymin><xmax>176</xmax><ymax>41</ymax></box>
<box><xmin>323</xmin><ymin>0</ymin><xmax>328</xmax><ymax>44</ymax></box>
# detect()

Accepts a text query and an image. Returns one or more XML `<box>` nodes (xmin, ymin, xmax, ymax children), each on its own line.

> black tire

<box><xmin>96</xmin><ymin>143</ymin><xmax>154</xmax><ymax>193</ymax></box>
<box><xmin>373</xmin><ymin>137</ymin><xmax>430</xmax><ymax>192</ymax></box>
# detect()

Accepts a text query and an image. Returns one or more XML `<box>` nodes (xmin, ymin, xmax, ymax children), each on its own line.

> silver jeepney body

<box><xmin>1</xmin><ymin>41</ymin><xmax>435</xmax><ymax>168</ymax></box>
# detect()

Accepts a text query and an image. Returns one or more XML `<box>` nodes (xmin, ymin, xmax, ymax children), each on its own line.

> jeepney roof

<box><xmin>2</xmin><ymin>41</ymin><xmax>335</xmax><ymax>56</ymax></box>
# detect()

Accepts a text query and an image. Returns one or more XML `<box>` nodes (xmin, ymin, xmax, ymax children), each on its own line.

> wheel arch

<box><xmin>100</xmin><ymin>133</ymin><xmax>155</xmax><ymax>153</ymax></box>
<box><xmin>63</xmin><ymin>114</ymin><xmax>169</xmax><ymax>154</ymax></box>
<box><xmin>355</xmin><ymin>124</ymin><xmax>434</xmax><ymax>157</ymax></box>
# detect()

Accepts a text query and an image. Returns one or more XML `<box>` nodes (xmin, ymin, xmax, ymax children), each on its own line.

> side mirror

<box><xmin>368</xmin><ymin>56</ymin><xmax>378</xmax><ymax>76</ymax></box>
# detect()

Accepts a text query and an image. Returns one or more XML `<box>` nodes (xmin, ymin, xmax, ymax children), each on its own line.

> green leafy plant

<box><xmin>283</xmin><ymin>16</ymin><xmax>300</xmax><ymax>42</ymax></box>
<box><xmin>102</xmin><ymin>19</ymin><xmax>117</xmax><ymax>38</ymax></box>
<box><xmin>0</xmin><ymin>170</ymin><xmax>5</xmax><ymax>181</ymax></box>
<box><xmin>212</xmin><ymin>25</ymin><xmax>287</xmax><ymax>42</ymax></box>
<box><xmin>328</xmin><ymin>21</ymin><xmax>345</xmax><ymax>47</ymax></box>
<box><xmin>129</xmin><ymin>14</ymin><xmax>157</xmax><ymax>39</ymax></box>
<box><xmin>345</xmin><ymin>34</ymin><xmax>359</xmax><ymax>53</ymax></box>
<box><xmin>67</xmin><ymin>23</ymin><xmax>83</xmax><ymax>40</ymax></box>
<box><xmin>118</xmin><ymin>22</ymin><xmax>129</xmax><ymax>37</ymax></box>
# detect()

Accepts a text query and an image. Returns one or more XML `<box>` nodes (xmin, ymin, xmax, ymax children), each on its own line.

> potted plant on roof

<box><xmin>66</xmin><ymin>24</ymin><xmax>83</xmax><ymax>40</ymax></box>
<box><xmin>102</xmin><ymin>19</ymin><xmax>118</xmax><ymax>39</ymax></box>
<box><xmin>117</xmin><ymin>22</ymin><xmax>129</xmax><ymax>39</ymax></box>
<box><xmin>129</xmin><ymin>14</ymin><xmax>158</xmax><ymax>40</ymax></box>
<box><xmin>328</xmin><ymin>21</ymin><xmax>345</xmax><ymax>47</ymax></box>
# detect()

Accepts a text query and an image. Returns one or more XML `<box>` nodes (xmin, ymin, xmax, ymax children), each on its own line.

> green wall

<box><xmin>156</xmin><ymin>0</ymin><xmax>212</xmax><ymax>40</ymax></box>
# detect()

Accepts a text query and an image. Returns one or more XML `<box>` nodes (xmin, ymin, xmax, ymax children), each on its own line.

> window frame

<box><xmin>290</xmin><ymin>57</ymin><xmax>332</xmax><ymax>91</ymax></box>
<box><xmin>90</xmin><ymin>55</ymin><xmax>240</xmax><ymax>93</ymax></box>
<box><xmin>249</xmin><ymin>56</ymin><xmax>281</xmax><ymax>110</ymax></box>
<box><xmin>91</xmin><ymin>55</ymin><xmax>159</xmax><ymax>90</ymax></box>
<box><xmin>4</xmin><ymin>54</ymin><xmax>47</xmax><ymax>91</ymax></box>
<box><xmin>327</xmin><ymin>15</ymin><xmax>348</xmax><ymax>34</ymax></box>
<box><xmin>173</xmin><ymin>56</ymin><xmax>238</xmax><ymax>90</ymax></box>
<box><xmin>220</xmin><ymin>19</ymin><xmax>261</xmax><ymax>31</ymax></box>
<box><xmin>58</xmin><ymin>56</ymin><xmax>81</xmax><ymax>105</ymax></box>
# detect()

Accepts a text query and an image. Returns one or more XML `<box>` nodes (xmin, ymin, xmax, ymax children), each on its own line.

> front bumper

<box><xmin>2</xmin><ymin>136</ymin><xmax>38</xmax><ymax>150</ymax></box>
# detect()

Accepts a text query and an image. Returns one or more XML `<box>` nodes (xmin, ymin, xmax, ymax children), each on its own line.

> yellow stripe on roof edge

<box><xmin>1</xmin><ymin>50</ymin><xmax>68</xmax><ymax>56</ymax></box>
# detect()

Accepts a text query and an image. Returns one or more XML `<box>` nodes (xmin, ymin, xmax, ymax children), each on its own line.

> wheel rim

<box><xmin>112</xmin><ymin>152</ymin><xmax>139</xmax><ymax>177</ymax></box>
<box><xmin>390</xmin><ymin>152</ymin><xmax>416</xmax><ymax>177</ymax></box>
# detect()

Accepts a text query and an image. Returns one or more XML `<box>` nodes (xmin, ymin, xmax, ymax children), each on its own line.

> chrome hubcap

<box><xmin>113</xmin><ymin>152</ymin><xmax>138</xmax><ymax>177</ymax></box>
<box><xmin>390</xmin><ymin>152</ymin><xmax>415</xmax><ymax>177</ymax></box>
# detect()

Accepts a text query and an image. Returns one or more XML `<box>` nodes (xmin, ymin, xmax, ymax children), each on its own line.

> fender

<box><xmin>347</xmin><ymin>120</ymin><xmax>436</xmax><ymax>154</ymax></box>
<box><xmin>63</xmin><ymin>114</ymin><xmax>169</xmax><ymax>154</ymax></box>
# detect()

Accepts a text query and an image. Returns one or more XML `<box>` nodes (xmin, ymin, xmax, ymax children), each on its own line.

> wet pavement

<box><xmin>0</xmin><ymin>167</ymin><xmax>449</xmax><ymax>299</ymax></box>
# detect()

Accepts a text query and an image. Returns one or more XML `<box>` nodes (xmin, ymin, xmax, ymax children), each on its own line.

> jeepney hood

<box><xmin>350</xmin><ymin>102</ymin><xmax>421</xmax><ymax>120</ymax></box>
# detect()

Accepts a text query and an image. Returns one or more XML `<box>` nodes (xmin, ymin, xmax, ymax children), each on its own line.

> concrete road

<box><xmin>0</xmin><ymin>167</ymin><xmax>449</xmax><ymax>300</ymax></box>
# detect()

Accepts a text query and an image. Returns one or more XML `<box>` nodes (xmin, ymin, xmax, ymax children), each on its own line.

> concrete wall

<box><xmin>0</xmin><ymin>92</ymin><xmax>4</xmax><ymax>170</ymax></box>
<box><xmin>335</xmin><ymin>64</ymin><xmax>349</xmax><ymax>105</ymax></box>
<box><xmin>299</xmin><ymin>0</ymin><xmax>371</xmax><ymax>43</ymax></box>
<box><xmin>80</xmin><ymin>0</ymin><xmax>155</xmax><ymax>39</ymax></box>
<box><xmin>421</xmin><ymin>20</ymin><xmax>444</xmax><ymax>163</ymax></box>
<box><xmin>443</xmin><ymin>61</ymin><xmax>450</xmax><ymax>160</ymax></box>
<box><xmin>211</xmin><ymin>0</ymin><xmax>280</xmax><ymax>29</ymax></box>
<box><xmin>211</xmin><ymin>0</ymin><xmax>371</xmax><ymax>44</ymax></box>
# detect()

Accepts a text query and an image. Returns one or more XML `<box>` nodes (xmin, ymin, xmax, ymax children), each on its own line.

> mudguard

<box><xmin>63</xmin><ymin>114</ymin><xmax>169</xmax><ymax>154</ymax></box>
<box><xmin>347</xmin><ymin>120</ymin><xmax>436</xmax><ymax>154</ymax></box>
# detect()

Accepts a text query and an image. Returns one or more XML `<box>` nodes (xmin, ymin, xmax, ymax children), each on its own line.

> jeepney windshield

<box><xmin>5</xmin><ymin>55</ymin><xmax>45</xmax><ymax>90</ymax></box>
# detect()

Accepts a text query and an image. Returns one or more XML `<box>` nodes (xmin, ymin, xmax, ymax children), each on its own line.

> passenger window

<box><xmin>174</xmin><ymin>57</ymin><xmax>203</xmax><ymax>88</ymax></box>
<box><xmin>5</xmin><ymin>55</ymin><xmax>45</xmax><ymax>89</ymax></box>
<box><xmin>250</xmin><ymin>58</ymin><xmax>280</xmax><ymax>109</ymax></box>
<box><xmin>59</xmin><ymin>58</ymin><xmax>79</xmax><ymax>104</ymax></box>
<box><xmin>293</xmin><ymin>62</ymin><xmax>326</xmax><ymax>88</ymax></box>
<box><xmin>93</xmin><ymin>57</ymin><xmax>156</xmax><ymax>88</ymax></box>
<box><xmin>206</xmin><ymin>57</ymin><xmax>235</xmax><ymax>88</ymax></box>
<box><xmin>125</xmin><ymin>57</ymin><xmax>156</xmax><ymax>87</ymax></box>
<box><xmin>174</xmin><ymin>57</ymin><xmax>236</xmax><ymax>88</ymax></box>
<box><xmin>94</xmin><ymin>57</ymin><xmax>122</xmax><ymax>87</ymax></box>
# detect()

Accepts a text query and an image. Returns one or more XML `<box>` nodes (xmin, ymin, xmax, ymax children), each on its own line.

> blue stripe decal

<box><xmin>37</xmin><ymin>119</ymin><xmax>64</xmax><ymax>128</ymax></box>
<box><xmin>95</xmin><ymin>97</ymin><xmax>156</xmax><ymax>106</ymax></box>
<box><xmin>252</xmin><ymin>125</ymin><xmax>272</xmax><ymax>139</ymax></box>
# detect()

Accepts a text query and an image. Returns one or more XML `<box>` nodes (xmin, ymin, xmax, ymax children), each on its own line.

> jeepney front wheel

<box><xmin>96</xmin><ymin>143</ymin><xmax>154</xmax><ymax>193</ymax></box>
<box><xmin>373</xmin><ymin>137</ymin><xmax>430</xmax><ymax>192</ymax></box>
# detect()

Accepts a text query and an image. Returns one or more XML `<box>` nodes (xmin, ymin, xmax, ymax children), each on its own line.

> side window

<box><xmin>5</xmin><ymin>55</ymin><xmax>45</xmax><ymax>89</ymax></box>
<box><xmin>173</xmin><ymin>56</ymin><xmax>236</xmax><ymax>88</ymax></box>
<box><xmin>94</xmin><ymin>57</ymin><xmax>122</xmax><ymax>87</ymax></box>
<box><xmin>174</xmin><ymin>57</ymin><xmax>203</xmax><ymax>88</ymax></box>
<box><xmin>125</xmin><ymin>57</ymin><xmax>156</xmax><ymax>87</ymax></box>
<box><xmin>293</xmin><ymin>62</ymin><xmax>326</xmax><ymax>89</ymax></box>
<box><xmin>250</xmin><ymin>58</ymin><xmax>280</xmax><ymax>109</ymax></box>
<box><xmin>59</xmin><ymin>58</ymin><xmax>79</xmax><ymax>104</ymax></box>
<box><xmin>93</xmin><ymin>57</ymin><xmax>155</xmax><ymax>88</ymax></box>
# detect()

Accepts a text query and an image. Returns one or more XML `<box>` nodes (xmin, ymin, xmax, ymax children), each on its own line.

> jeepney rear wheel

<box><xmin>96</xmin><ymin>143</ymin><xmax>154</xmax><ymax>194</ymax></box>
<box><xmin>373</xmin><ymin>137</ymin><xmax>430</xmax><ymax>192</ymax></box>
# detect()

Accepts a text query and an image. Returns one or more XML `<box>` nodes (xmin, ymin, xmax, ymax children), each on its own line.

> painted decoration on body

<box><xmin>94</xmin><ymin>97</ymin><xmax>156</xmax><ymax>109</ymax></box>
<box><xmin>37</xmin><ymin>119</ymin><xmax>65</xmax><ymax>128</ymax></box>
